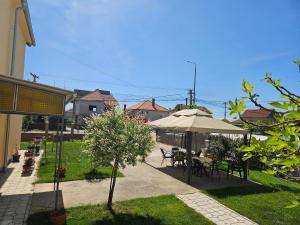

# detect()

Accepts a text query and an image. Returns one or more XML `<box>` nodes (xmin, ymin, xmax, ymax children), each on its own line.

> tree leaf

<box><xmin>269</xmin><ymin>102</ymin><xmax>289</xmax><ymax>110</ymax></box>
<box><xmin>243</xmin><ymin>80</ymin><xmax>253</xmax><ymax>93</ymax></box>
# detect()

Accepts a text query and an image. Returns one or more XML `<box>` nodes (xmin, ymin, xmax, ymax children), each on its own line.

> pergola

<box><xmin>149</xmin><ymin>109</ymin><xmax>248</xmax><ymax>184</ymax></box>
<box><xmin>0</xmin><ymin>74</ymin><xmax>74</xmax><ymax>209</ymax></box>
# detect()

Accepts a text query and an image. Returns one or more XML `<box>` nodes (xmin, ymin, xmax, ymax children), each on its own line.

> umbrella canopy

<box><xmin>149</xmin><ymin>109</ymin><xmax>247</xmax><ymax>134</ymax></box>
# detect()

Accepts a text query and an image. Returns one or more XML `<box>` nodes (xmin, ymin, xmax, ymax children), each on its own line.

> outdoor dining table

<box><xmin>192</xmin><ymin>156</ymin><xmax>215</xmax><ymax>176</ymax></box>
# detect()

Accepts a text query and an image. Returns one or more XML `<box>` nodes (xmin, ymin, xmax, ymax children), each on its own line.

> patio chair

<box><xmin>227</xmin><ymin>153</ymin><xmax>244</xmax><ymax>180</ymax></box>
<box><xmin>192</xmin><ymin>157</ymin><xmax>203</xmax><ymax>176</ymax></box>
<box><xmin>172</xmin><ymin>151</ymin><xmax>186</xmax><ymax>168</ymax></box>
<box><xmin>160</xmin><ymin>148</ymin><xmax>173</xmax><ymax>165</ymax></box>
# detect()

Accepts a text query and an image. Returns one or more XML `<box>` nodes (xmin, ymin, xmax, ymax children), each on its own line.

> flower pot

<box><xmin>12</xmin><ymin>154</ymin><xmax>21</xmax><ymax>162</ymax></box>
<box><xmin>50</xmin><ymin>210</ymin><xmax>66</xmax><ymax>225</ymax></box>
<box><xmin>25</xmin><ymin>158</ymin><xmax>34</xmax><ymax>166</ymax></box>
<box><xmin>57</xmin><ymin>167</ymin><xmax>66</xmax><ymax>178</ymax></box>
<box><xmin>22</xmin><ymin>165</ymin><xmax>32</xmax><ymax>173</ymax></box>
<box><xmin>25</xmin><ymin>151</ymin><xmax>33</xmax><ymax>157</ymax></box>
<box><xmin>35</xmin><ymin>145</ymin><xmax>40</xmax><ymax>154</ymax></box>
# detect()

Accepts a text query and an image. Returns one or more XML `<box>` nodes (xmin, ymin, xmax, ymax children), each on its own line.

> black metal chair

<box><xmin>226</xmin><ymin>153</ymin><xmax>244</xmax><ymax>180</ymax></box>
<box><xmin>172</xmin><ymin>151</ymin><xmax>186</xmax><ymax>168</ymax></box>
<box><xmin>160</xmin><ymin>148</ymin><xmax>173</xmax><ymax>165</ymax></box>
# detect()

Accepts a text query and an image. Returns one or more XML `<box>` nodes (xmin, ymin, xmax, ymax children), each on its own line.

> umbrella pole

<box><xmin>186</xmin><ymin>131</ymin><xmax>193</xmax><ymax>184</ymax></box>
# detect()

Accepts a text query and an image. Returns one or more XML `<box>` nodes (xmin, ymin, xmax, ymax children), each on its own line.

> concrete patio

<box><xmin>31</xmin><ymin>142</ymin><xmax>255</xmax><ymax>212</ymax></box>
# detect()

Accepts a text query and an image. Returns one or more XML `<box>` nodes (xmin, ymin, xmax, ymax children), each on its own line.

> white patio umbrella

<box><xmin>150</xmin><ymin>109</ymin><xmax>247</xmax><ymax>134</ymax></box>
<box><xmin>149</xmin><ymin>109</ymin><xmax>248</xmax><ymax>184</ymax></box>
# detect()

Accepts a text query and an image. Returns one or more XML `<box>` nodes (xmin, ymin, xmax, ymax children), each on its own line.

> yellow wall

<box><xmin>0</xmin><ymin>0</ymin><xmax>31</xmax><ymax>170</ymax></box>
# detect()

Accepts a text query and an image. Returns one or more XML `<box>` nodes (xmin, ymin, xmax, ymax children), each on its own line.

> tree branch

<box><xmin>265</xmin><ymin>76</ymin><xmax>300</xmax><ymax>105</ymax></box>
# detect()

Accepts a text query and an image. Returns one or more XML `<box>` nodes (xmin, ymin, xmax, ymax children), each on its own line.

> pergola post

<box><xmin>243</xmin><ymin>134</ymin><xmax>249</xmax><ymax>180</ymax></box>
<box><xmin>186</xmin><ymin>131</ymin><xmax>193</xmax><ymax>184</ymax></box>
<box><xmin>55</xmin><ymin>115</ymin><xmax>64</xmax><ymax>211</ymax></box>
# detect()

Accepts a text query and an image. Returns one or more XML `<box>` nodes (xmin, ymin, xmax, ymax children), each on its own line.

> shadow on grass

<box><xmin>84</xmin><ymin>169</ymin><xmax>109</xmax><ymax>182</ymax></box>
<box><xmin>270</xmin><ymin>184</ymin><xmax>300</xmax><ymax>194</ymax></box>
<box><xmin>205</xmin><ymin>184</ymin><xmax>277</xmax><ymax>198</ymax></box>
<box><xmin>91</xmin><ymin>213</ymin><xmax>163</xmax><ymax>225</ymax></box>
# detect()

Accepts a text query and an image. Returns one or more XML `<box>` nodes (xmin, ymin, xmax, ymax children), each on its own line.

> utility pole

<box><xmin>224</xmin><ymin>102</ymin><xmax>227</xmax><ymax>119</ymax></box>
<box><xmin>188</xmin><ymin>89</ymin><xmax>193</xmax><ymax>107</ymax></box>
<box><xmin>186</xmin><ymin>61</ymin><xmax>197</xmax><ymax>105</ymax></box>
<box><xmin>30</xmin><ymin>72</ymin><xmax>39</xmax><ymax>82</ymax></box>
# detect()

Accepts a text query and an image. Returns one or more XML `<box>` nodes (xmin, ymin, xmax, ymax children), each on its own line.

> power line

<box><xmin>48</xmin><ymin>47</ymin><xmax>186</xmax><ymax>91</ymax></box>
<box><xmin>36</xmin><ymin>73</ymin><xmax>186</xmax><ymax>91</ymax></box>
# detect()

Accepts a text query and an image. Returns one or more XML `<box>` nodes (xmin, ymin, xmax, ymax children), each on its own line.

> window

<box><xmin>89</xmin><ymin>105</ymin><xmax>97</xmax><ymax>112</ymax></box>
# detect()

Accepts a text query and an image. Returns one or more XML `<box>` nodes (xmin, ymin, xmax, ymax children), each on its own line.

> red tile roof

<box><xmin>127</xmin><ymin>100</ymin><xmax>169</xmax><ymax>112</ymax></box>
<box><xmin>80</xmin><ymin>89</ymin><xmax>117</xmax><ymax>104</ymax></box>
<box><xmin>241</xmin><ymin>109</ymin><xmax>273</xmax><ymax>119</ymax></box>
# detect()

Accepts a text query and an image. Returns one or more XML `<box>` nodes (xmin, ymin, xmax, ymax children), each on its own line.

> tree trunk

<box><xmin>107</xmin><ymin>159</ymin><xmax>118</xmax><ymax>210</ymax></box>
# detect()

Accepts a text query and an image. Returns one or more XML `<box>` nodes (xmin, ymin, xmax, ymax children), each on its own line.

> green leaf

<box><xmin>242</xmin><ymin>80</ymin><xmax>253</xmax><ymax>93</ymax></box>
<box><xmin>293</xmin><ymin>59</ymin><xmax>300</xmax><ymax>66</ymax></box>
<box><xmin>269</xmin><ymin>102</ymin><xmax>289</xmax><ymax>110</ymax></box>
<box><xmin>286</xmin><ymin>110</ymin><xmax>300</xmax><ymax>120</ymax></box>
<box><xmin>285</xmin><ymin>200</ymin><xmax>300</xmax><ymax>209</ymax></box>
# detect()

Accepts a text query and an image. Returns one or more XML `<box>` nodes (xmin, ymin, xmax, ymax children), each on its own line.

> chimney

<box><xmin>152</xmin><ymin>98</ymin><xmax>155</xmax><ymax>107</ymax></box>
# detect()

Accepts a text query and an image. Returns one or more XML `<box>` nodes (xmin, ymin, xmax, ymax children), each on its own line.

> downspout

<box><xmin>3</xmin><ymin>5</ymin><xmax>24</xmax><ymax>171</ymax></box>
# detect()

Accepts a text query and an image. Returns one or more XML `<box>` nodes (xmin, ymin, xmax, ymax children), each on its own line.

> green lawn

<box><xmin>21</xmin><ymin>141</ymin><xmax>123</xmax><ymax>183</ymax></box>
<box><xmin>204</xmin><ymin>170</ymin><xmax>300</xmax><ymax>225</ymax></box>
<box><xmin>27</xmin><ymin>195</ymin><xmax>213</xmax><ymax>225</ymax></box>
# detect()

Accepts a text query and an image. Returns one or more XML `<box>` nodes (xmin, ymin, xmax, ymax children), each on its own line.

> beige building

<box><xmin>127</xmin><ymin>99</ymin><xmax>169</xmax><ymax>122</ymax></box>
<box><xmin>0</xmin><ymin>0</ymin><xmax>35</xmax><ymax>170</ymax></box>
<box><xmin>70</xmin><ymin>89</ymin><xmax>118</xmax><ymax>127</ymax></box>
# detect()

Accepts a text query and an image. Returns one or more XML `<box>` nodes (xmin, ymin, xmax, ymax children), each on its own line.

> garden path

<box><xmin>0</xmin><ymin>150</ymin><xmax>42</xmax><ymax>225</ymax></box>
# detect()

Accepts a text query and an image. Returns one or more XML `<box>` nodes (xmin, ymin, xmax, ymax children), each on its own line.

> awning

<box><xmin>149</xmin><ymin>109</ymin><xmax>247</xmax><ymax>134</ymax></box>
<box><xmin>0</xmin><ymin>74</ymin><xmax>74</xmax><ymax>116</ymax></box>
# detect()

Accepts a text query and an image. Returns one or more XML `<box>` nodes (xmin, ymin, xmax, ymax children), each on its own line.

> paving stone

<box><xmin>177</xmin><ymin>193</ymin><xmax>258</xmax><ymax>225</ymax></box>
<box><xmin>0</xmin><ymin>151</ymin><xmax>42</xmax><ymax>225</ymax></box>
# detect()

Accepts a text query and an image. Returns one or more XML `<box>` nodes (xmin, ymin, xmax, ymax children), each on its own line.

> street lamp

<box><xmin>186</xmin><ymin>61</ymin><xmax>197</xmax><ymax>105</ymax></box>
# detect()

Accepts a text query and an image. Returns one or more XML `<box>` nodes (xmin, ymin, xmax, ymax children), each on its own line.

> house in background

<box><xmin>71</xmin><ymin>89</ymin><xmax>118</xmax><ymax>127</ymax></box>
<box><xmin>0</xmin><ymin>0</ymin><xmax>35</xmax><ymax>170</ymax></box>
<box><xmin>127</xmin><ymin>99</ymin><xmax>169</xmax><ymax>122</ymax></box>
<box><xmin>231</xmin><ymin>108</ymin><xmax>275</xmax><ymax>128</ymax></box>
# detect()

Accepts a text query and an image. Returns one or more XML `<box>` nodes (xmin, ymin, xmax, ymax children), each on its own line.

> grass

<box><xmin>27</xmin><ymin>195</ymin><xmax>214</xmax><ymax>225</ymax></box>
<box><xmin>21</xmin><ymin>141</ymin><xmax>123</xmax><ymax>183</ymax></box>
<box><xmin>203</xmin><ymin>169</ymin><xmax>300</xmax><ymax>225</ymax></box>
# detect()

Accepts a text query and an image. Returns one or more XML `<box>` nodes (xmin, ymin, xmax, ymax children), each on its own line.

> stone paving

<box><xmin>0</xmin><ymin>150</ymin><xmax>42</xmax><ymax>225</ymax></box>
<box><xmin>177</xmin><ymin>192</ymin><xmax>258</xmax><ymax>225</ymax></box>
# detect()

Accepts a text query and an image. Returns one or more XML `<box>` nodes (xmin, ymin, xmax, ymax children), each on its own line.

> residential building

<box><xmin>0</xmin><ymin>0</ymin><xmax>35</xmax><ymax>170</ymax></box>
<box><xmin>72</xmin><ymin>89</ymin><xmax>118</xmax><ymax>127</ymax></box>
<box><xmin>231</xmin><ymin>108</ymin><xmax>275</xmax><ymax>128</ymax></box>
<box><xmin>127</xmin><ymin>99</ymin><xmax>169</xmax><ymax>122</ymax></box>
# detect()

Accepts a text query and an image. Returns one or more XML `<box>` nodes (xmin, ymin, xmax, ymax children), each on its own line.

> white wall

<box><xmin>128</xmin><ymin>110</ymin><xmax>169</xmax><ymax>121</ymax></box>
<box><xmin>75</xmin><ymin>100</ymin><xmax>105</xmax><ymax>116</ymax></box>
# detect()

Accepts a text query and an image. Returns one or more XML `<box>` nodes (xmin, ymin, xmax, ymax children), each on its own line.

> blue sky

<box><xmin>24</xmin><ymin>0</ymin><xmax>300</xmax><ymax>118</ymax></box>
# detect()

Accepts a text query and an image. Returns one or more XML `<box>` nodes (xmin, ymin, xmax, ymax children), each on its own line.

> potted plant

<box><xmin>50</xmin><ymin>209</ymin><xmax>66</xmax><ymax>225</ymax></box>
<box><xmin>12</xmin><ymin>152</ymin><xmax>21</xmax><ymax>162</ymax></box>
<box><xmin>57</xmin><ymin>167</ymin><xmax>66</xmax><ymax>178</ymax></box>
<box><xmin>25</xmin><ymin>158</ymin><xmax>34</xmax><ymax>166</ymax></box>
<box><xmin>25</xmin><ymin>151</ymin><xmax>33</xmax><ymax>157</ymax></box>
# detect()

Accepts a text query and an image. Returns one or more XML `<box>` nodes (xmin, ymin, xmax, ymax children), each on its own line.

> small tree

<box><xmin>83</xmin><ymin>109</ymin><xmax>154</xmax><ymax>210</ymax></box>
<box><xmin>229</xmin><ymin>59</ymin><xmax>300</xmax><ymax>208</ymax></box>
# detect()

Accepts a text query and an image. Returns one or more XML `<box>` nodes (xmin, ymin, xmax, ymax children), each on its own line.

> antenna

<box><xmin>30</xmin><ymin>72</ymin><xmax>39</xmax><ymax>82</ymax></box>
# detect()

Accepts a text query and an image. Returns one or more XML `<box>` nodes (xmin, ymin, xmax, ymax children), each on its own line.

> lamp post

<box><xmin>186</xmin><ymin>61</ymin><xmax>197</xmax><ymax>105</ymax></box>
